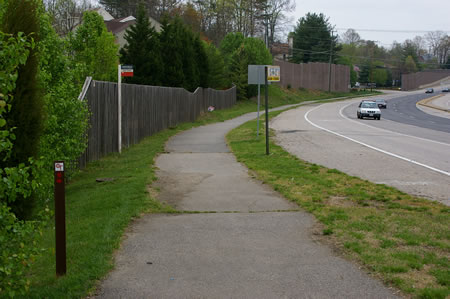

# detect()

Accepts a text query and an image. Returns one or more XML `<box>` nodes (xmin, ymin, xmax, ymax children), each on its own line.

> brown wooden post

<box><xmin>54</xmin><ymin>161</ymin><xmax>66</xmax><ymax>276</ymax></box>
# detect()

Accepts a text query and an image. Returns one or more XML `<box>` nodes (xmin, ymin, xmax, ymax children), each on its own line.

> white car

<box><xmin>357</xmin><ymin>101</ymin><xmax>381</xmax><ymax>120</ymax></box>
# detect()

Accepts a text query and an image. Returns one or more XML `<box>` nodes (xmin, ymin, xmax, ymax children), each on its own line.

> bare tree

<box><xmin>265</xmin><ymin>0</ymin><xmax>295</xmax><ymax>45</ymax></box>
<box><xmin>341</xmin><ymin>29</ymin><xmax>361</xmax><ymax>45</ymax></box>
<box><xmin>44</xmin><ymin>0</ymin><xmax>94</xmax><ymax>35</ymax></box>
<box><xmin>425</xmin><ymin>31</ymin><xmax>445</xmax><ymax>57</ymax></box>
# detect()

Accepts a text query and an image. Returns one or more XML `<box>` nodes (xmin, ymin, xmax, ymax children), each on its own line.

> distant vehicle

<box><xmin>442</xmin><ymin>87</ymin><xmax>449</xmax><ymax>92</ymax></box>
<box><xmin>375</xmin><ymin>99</ymin><xmax>387</xmax><ymax>109</ymax></box>
<box><xmin>425</xmin><ymin>88</ymin><xmax>434</xmax><ymax>93</ymax></box>
<box><xmin>357</xmin><ymin>101</ymin><xmax>381</xmax><ymax>120</ymax></box>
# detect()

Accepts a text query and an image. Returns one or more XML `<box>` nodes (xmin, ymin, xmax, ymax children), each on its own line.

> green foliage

<box><xmin>219</xmin><ymin>32</ymin><xmax>245</xmax><ymax>58</ymax></box>
<box><xmin>70</xmin><ymin>11</ymin><xmax>118</xmax><ymax>83</ymax></box>
<box><xmin>0</xmin><ymin>30</ymin><xmax>46</xmax><ymax>298</ymax></box>
<box><xmin>159</xmin><ymin>16</ymin><xmax>184</xmax><ymax>88</ymax></box>
<box><xmin>1</xmin><ymin>0</ymin><xmax>44</xmax><ymax>218</ymax></box>
<box><xmin>228</xmin><ymin>45</ymin><xmax>249</xmax><ymax>100</ymax></box>
<box><xmin>0</xmin><ymin>202</ymin><xmax>45</xmax><ymax>298</ymax></box>
<box><xmin>37</xmin><ymin>10</ymin><xmax>89</xmax><ymax>203</ymax></box>
<box><xmin>204</xmin><ymin>41</ymin><xmax>227</xmax><ymax>89</ymax></box>
<box><xmin>291</xmin><ymin>12</ymin><xmax>341</xmax><ymax>63</ymax></box>
<box><xmin>120</xmin><ymin>4</ymin><xmax>163</xmax><ymax>86</ymax></box>
<box><xmin>1</xmin><ymin>0</ymin><xmax>43</xmax><ymax>164</ymax></box>
<box><xmin>404</xmin><ymin>55</ymin><xmax>418</xmax><ymax>73</ymax></box>
<box><xmin>158</xmin><ymin>16</ymin><xmax>210</xmax><ymax>91</ymax></box>
<box><xmin>222</xmin><ymin>33</ymin><xmax>272</xmax><ymax>99</ymax></box>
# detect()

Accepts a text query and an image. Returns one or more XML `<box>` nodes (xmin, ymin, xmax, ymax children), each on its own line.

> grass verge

<box><xmin>226</xmin><ymin>111</ymin><xmax>450</xmax><ymax>298</ymax></box>
<box><xmin>25</xmin><ymin>86</ymin><xmax>377</xmax><ymax>298</ymax></box>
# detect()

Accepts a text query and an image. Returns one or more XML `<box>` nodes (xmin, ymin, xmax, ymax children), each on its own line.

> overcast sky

<box><xmin>288</xmin><ymin>0</ymin><xmax>450</xmax><ymax>49</ymax></box>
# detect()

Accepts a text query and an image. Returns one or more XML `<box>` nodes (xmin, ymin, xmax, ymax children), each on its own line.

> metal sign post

<box><xmin>54</xmin><ymin>161</ymin><xmax>66</xmax><ymax>276</ymax></box>
<box><xmin>265</xmin><ymin>66</ymin><xmax>269</xmax><ymax>155</ymax></box>
<box><xmin>118</xmin><ymin>65</ymin><xmax>122</xmax><ymax>153</ymax></box>
<box><xmin>248</xmin><ymin>65</ymin><xmax>266</xmax><ymax>137</ymax></box>
<box><xmin>118</xmin><ymin>65</ymin><xmax>134</xmax><ymax>153</ymax></box>
<box><xmin>264</xmin><ymin>65</ymin><xmax>281</xmax><ymax>155</ymax></box>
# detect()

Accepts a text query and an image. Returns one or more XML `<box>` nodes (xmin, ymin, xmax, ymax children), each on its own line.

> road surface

<box><xmin>272</xmin><ymin>91</ymin><xmax>450</xmax><ymax>205</ymax></box>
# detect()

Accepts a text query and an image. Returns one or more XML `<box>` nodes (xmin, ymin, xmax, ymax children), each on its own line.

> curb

<box><xmin>417</xmin><ymin>94</ymin><xmax>450</xmax><ymax>113</ymax></box>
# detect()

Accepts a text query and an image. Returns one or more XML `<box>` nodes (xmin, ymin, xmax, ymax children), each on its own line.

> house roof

<box><xmin>271</xmin><ymin>43</ymin><xmax>289</xmax><ymax>55</ymax></box>
<box><xmin>105</xmin><ymin>19</ymin><xmax>136</xmax><ymax>34</ymax></box>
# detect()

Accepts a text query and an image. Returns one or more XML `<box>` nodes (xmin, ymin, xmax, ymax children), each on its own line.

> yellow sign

<box><xmin>267</xmin><ymin>65</ymin><xmax>280</xmax><ymax>82</ymax></box>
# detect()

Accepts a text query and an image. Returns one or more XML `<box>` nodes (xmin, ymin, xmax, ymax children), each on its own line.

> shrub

<box><xmin>0</xmin><ymin>30</ymin><xmax>46</xmax><ymax>298</ymax></box>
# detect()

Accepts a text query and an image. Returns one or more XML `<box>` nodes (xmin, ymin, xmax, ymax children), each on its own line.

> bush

<box><xmin>0</xmin><ymin>30</ymin><xmax>46</xmax><ymax>298</ymax></box>
<box><xmin>221</xmin><ymin>33</ymin><xmax>272</xmax><ymax>100</ymax></box>
<box><xmin>1</xmin><ymin>0</ymin><xmax>44</xmax><ymax>217</ymax></box>
<box><xmin>0</xmin><ymin>202</ymin><xmax>45</xmax><ymax>297</ymax></box>
<box><xmin>38</xmin><ymin>13</ymin><xmax>89</xmax><ymax>201</ymax></box>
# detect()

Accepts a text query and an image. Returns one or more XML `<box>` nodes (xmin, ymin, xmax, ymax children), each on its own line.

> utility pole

<box><xmin>328</xmin><ymin>31</ymin><xmax>334</xmax><ymax>92</ymax></box>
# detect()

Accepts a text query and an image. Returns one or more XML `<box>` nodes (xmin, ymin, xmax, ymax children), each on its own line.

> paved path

<box><xmin>95</xmin><ymin>108</ymin><xmax>398</xmax><ymax>298</ymax></box>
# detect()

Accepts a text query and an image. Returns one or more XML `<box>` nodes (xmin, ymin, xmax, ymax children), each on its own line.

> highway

<box><xmin>271</xmin><ymin>90</ymin><xmax>450</xmax><ymax>205</ymax></box>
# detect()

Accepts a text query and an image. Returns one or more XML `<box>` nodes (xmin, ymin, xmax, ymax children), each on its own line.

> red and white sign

<box><xmin>120</xmin><ymin>65</ymin><xmax>134</xmax><ymax>77</ymax></box>
<box><xmin>55</xmin><ymin>162</ymin><xmax>64</xmax><ymax>172</ymax></box>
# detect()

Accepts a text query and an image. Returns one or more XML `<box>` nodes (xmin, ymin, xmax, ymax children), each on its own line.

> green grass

<box><xmin>23</xmin><ymin>86</ymin><xmax>374</xmax><ymax>298</ymax></box>
<box><xmin>226</xmin><ymin>113</ymin><xmax>450</xmax><ymax>298</ymax></box>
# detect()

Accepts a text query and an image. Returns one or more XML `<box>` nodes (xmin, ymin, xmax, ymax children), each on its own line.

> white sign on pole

<box><xmin>54</xmin><ymin>162</ymin><xmax>64</xmax><ymax>172</ymax></box>
<box><xmin>248</xmin><ymin>65</ymin><xmax>266</xmax><ymax>84</ymax></box>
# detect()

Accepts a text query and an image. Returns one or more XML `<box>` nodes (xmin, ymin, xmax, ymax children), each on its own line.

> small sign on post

<box><xmin>267</xmin><ymin>65</ymin><xmax>280</xmax><ymax>82</ymax></box>
<box><xmin>54</xmin><ymin>161</ymin><xmax>66</xmax><ymax>276</ymax></box>
<box><xmin>120</xmin><ymin>65</ymin><xmax>134</xmax><ymax>77</ymax></box>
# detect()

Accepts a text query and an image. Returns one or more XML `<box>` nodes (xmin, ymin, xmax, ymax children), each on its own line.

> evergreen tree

<box><xmin>291</xmin><ymin>13</ymin><xmax>341</xmax><ymax>64</ymax></box>
<box><xmin>120</xmin><ymin>4</ymin><xmax>163</xmax><ymax>86</ymax></box>
<box><xmin>194</xmin><ymin>37</ymin><xmax>210</xmax><ymax>88</ymax></box>
<box><xmin>159</xmin><ymin>16</ymin><xmax>184</xmax><ymax>87</ymax></box>
<box><xmin>176</xmin><ymin>18</ymin><xmax>198</xmax><ymax>91</ymax></box>
<box><xmin>229</xmin><ymin>45</ymin><xmax>249</xmax><ymax>100</ymax></box>
<box><xmin>1</xmin><ymin>0</ymin><xmax>44</xmax><ymax>217</ymax></box>
<box><xmin>204</xmin><ymin>41</ymin><xmax>227</xmax><ymax>89</ymax></box>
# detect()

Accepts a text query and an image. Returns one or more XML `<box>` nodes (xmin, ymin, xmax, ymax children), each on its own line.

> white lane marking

<box><xmin>339</xmin><ymin>103</ymin><xmax>450</xmax><ymax>147</ymax></box>
<box><xmin>305</xmin><ymin>104</ymin><xmax>450</xmax><ymax>177</ymax></box>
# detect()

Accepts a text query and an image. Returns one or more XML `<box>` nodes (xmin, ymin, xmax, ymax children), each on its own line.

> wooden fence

<box><xmin>401</xmin><ymin>70</ymin><xmax>450</xmax><ymax>91</ymax></box>
<box><xmin>79</xmin><ymin>81</ymin><xmax>236</xmax><ymax>167</ymax></box>
<box><xmin>274</xmin><ymin>60</ymin><xmax>350</xmax><ymax>92</ymax></box>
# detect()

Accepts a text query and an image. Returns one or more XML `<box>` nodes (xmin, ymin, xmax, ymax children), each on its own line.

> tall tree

<box><xmin>404</xmin><ymin>55</ymin><xmax>418</xmax><ymax>73</ymax></box>
<box><xmin>120</xmin><ymin>4</ymin><xmax>163</xmax><ymax>85</ymax></box>
<box><xmin>341</xmin><ymin>28</ymin><xmax>361</xmax><ymax>45</ymax></box>
<box><xmin>204</xmin><ymin>41</ymin><xmax>228</xmax><ymax>89</ymax></box>
<box><xmin>1</xmin><ymin>0</ymin><xmax>44</xmax><ymax>217</ymax></box>
<box><xmin>71</xmin><ymin>11</ymin><xmax>118</xmax><ymax>82</ymax></box>
<box><xmin>291</xmin><ymin>12</ymin><xmax>340</xmax><ymax>64</ymax></box>
<box><xmin>265</xmin><ymin>0</ymin><xmax>295</xmax><ymax>46</ymax></box>
<box><xmin>159</xmin><ymin>16</ymin><xmax>185</xmax><ymax>87</ymax></box>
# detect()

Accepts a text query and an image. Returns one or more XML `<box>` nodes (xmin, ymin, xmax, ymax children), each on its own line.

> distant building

<box><xmin>104</xmin><ymin>15</ymin><xmax>161</xmax><ymax>50</ymax></box>
<box><xmin>92</xmin><ymin>7</ymin><xmax>114</xmax><ymax>21</ymax></box>
<box><xmin>271</xmin><ymin>42</ymin><xmax>290</xmax><ymax>61</ymax></box>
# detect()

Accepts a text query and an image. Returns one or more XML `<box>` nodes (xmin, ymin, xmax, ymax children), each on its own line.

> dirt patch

<box><xmin>325</xmin><ymin>196</ymin><xmax>357</xmax><ymax>208</ymax></box>
<box><xmin>152</xmin><ymin>170</ymin><xmax>212</xmax><ymax>208</ymax></box>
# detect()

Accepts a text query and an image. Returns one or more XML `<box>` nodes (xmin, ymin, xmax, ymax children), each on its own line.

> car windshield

<box><xmin>361</xmin><ymin>102</ymin><xmax>377</xmax><ymax>108</ymax></box>
<box><xmin>375</xmin><ymin>99</ymin><xmax>385</xmax><ymax>103</ymax></box>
